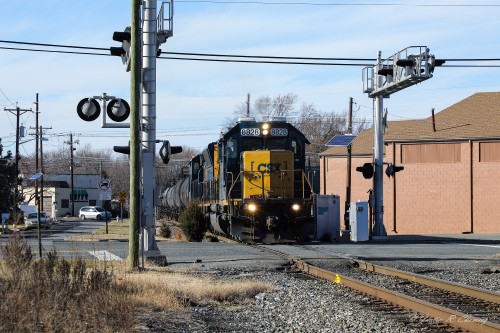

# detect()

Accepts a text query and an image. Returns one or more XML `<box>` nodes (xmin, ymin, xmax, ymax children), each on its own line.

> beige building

<box><xmin>23</xmin><ymin>174</ymin><xmax>103</xmax><ymax>218</ymax></box>
<box><xmin>320</xmin><ymin>92</ymin><xmax>500</xmax><ymax>235</ymax></box>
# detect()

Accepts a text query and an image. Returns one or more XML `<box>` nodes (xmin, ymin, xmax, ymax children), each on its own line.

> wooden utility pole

<box><xmin>129</xmin><ymin>0</ymin><xmax>141</xmax><ymax>269</ymax></box>
<box><xmin>4</xmin><ymin>104</ymin><xmax>32</xmax><ymax>222</ymax></box>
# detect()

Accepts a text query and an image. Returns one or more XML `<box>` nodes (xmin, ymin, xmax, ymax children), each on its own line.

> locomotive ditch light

<box><xmin>292</xmin><ymin>203</ymin><xmax>300</xmax><ymax>211</ymax></box>
<box><xmin>247</xmin><ymin>203</ymin><xmax>257</xmax><ymax>212</ymax></box>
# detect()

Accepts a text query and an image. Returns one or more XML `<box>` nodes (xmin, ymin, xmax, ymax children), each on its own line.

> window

<box><xmin>227</xmin><ymin>139</ymin><xmax>238</xmax><ymax>158</ymax></box>
<box><xmin>61</xmin><ymin>199</ymin><xmax>69</xmax><ymax>209</ymax></box>
<box><xmin>402</xmin><ymin>143</ymin><xmax>461</xmax><ymax>163</ymax></box>
<box><xmin>479</xmin><ymin>142</ymin><xmax>500</xmax><ymax>162</ymax></box>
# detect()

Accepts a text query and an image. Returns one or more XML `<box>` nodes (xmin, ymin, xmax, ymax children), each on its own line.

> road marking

<box><xmin>89</xmin><ymin>250</ymin><xmax>122</xmax><ymax>261</ymax></box>
<box><xmin>448</xmin><ymin>242</ymin><xmax>500</xmax><ymax>249</ymax></box>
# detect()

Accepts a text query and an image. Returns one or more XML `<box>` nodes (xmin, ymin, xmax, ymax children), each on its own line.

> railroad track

<box><xmin>251</xmin><ymin>244</ymin><xmax>500</xmax><ymax>333</ymax></box>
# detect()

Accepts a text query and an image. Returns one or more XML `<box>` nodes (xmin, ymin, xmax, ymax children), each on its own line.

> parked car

<box><xmin>24</xmin><ymin>212</ymin><xmax>52</xmax><ymax>229</ymax></box>
<box><xmin>79</xmin><ymin>206</ymin><xmax>112</xmax><ymax>220</ymax></box>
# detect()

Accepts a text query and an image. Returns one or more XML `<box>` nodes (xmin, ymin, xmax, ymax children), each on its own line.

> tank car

<box><xmin>161</xmin><ymin>116</ymin><xmax>316</xmax><ymax>243</ymax></box>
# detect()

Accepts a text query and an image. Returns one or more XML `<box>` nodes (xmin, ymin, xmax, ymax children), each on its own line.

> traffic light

<box><xmin>159</xmin><ymin>140</ymin><xmax>182</xmax><ymax>164</ymax></box>
<box><xmin>110</xmin><ymin>27</ymin><xmax>131</xmax><ymax>72</ymax></box>
<box><xmin>385</xmin><ymin>163</ymin><xmax>404</xmax><ymax>177</ymax></box>
<box><xmin>76</xmin><ymin>98</ymin><xmax>101</xmax><ymax>122</ymax></box>
<box><xmin>356</xmin><ymin>163</ymin><xmax>374</xmax><ymax>179</ymax></box>
<box><xmin>106</xmin><ymin>98</ymin><xmax>130</xmax><ymax>122</ymax></box>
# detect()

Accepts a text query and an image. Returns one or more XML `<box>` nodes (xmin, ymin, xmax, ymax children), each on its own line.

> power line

<box><xmin>2</xmin><ymin>40</ymin><xmax>500</xmax><ymax>67</ymax></box>
<box><xmin>175</xmin><ymin>0</ymin><xmax>500</xmax><ymax>7</ymax></box>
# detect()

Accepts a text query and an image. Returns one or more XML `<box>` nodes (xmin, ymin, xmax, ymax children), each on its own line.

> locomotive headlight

<box><xmin>292</xmin><ymin>203</ymin><xmax>300</xmax><ymax>211</ymax></box>
<box><xmin>262</xmin><ymin>123</ymin><xmax>270</xmax><ymax>136</ymax></box>
<box><xmin>248</xmin><ymin>203</ymin><xmax>257</xmax><ymax>212</ymax></box>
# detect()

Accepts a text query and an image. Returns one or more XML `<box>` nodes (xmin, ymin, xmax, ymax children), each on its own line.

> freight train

<box><xmin>160</xmin><ymin>116</ymin><xmax>316</xmax><ymax>243</ymax></box>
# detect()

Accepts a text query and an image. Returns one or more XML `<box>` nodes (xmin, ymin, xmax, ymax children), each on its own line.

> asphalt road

<box><xmin>1</xmin><ymin>219</ymin><xmax>498</xmax><ymax>270</ymax></box>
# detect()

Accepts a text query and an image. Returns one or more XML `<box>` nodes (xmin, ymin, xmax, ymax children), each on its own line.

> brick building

<box><xmin>319</xmin><ymin>92</ymin><xmax>500</xmax><ymax>234</ymax></box>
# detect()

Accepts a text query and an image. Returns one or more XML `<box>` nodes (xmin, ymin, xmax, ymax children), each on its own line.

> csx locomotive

<box><xmin>161</xmin><ymin>116</ymin><xmax>316</xmax><ymax>243</ymax></box>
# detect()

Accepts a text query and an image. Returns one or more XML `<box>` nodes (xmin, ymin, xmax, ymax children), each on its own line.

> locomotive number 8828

<box><xmin>161</xmin><ymin>116</ymin><xmax>316</xmax><ymax>243</ymax></box>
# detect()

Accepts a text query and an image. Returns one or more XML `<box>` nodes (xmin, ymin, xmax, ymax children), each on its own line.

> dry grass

<box><xmin>0</xmin><ymin>236</ymin><xmax>273</xmax><ymax>332</ymax></box>
<box><xmin>126</xmin><ymin>269</ymin><xmax>272</xmax><ymax>309</ymax></box>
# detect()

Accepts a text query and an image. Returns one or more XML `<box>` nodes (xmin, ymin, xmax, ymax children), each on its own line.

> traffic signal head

<box><xmin>356</xmin><ymin>162</ymin><xmax>374</xmax><ymax>179</ymax></box>
<box><xmin>76</xmin><ymin>98</ymin><xmax>101</xmax><ymax>122</ymax></box>
<box><xmin>110</xmin><ymin>27</ymin><xmax>131</xmax><ymax>72</ymax></box>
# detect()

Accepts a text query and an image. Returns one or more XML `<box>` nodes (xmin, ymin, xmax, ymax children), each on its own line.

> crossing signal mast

<box><xmin>362</xmin><ymin>46</ymin><xmax>444</xmax><ymax>238</ymax></box>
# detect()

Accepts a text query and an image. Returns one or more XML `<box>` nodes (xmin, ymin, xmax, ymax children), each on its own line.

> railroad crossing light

<box><xmin>114</xmin><ymin>141</ymin><xmax>130</xmax><ymax>155</ymax></box>
<box><xmin>159</xmin><ymin>140</ymin><xmax>183</xmax><ymax>165</ymax></box>
<box><xmin>76</xmin><ymin>98</ymin><xmax>101</xmax><ymax>122</ymax></box>
<box><xmin>356</xmin><ymin>162</ymin><xmax>374</xmax><ymax>179</ymax></box>
<box><xmin>106</xmin><ymin>98</ymin><xmax>130</xmax><ymax>122</ymax></box>
<box><xmin>110</xmin><ymin>27</ymin><xmax>131</xmax><ymax>72</ymax></box>
<box><xmin>385</xmin><ymin>163</ymin><xmax>404</xmax><ymax>177</ymax></box>
<box><xmin>427</xmin><ymin>55</ymin><xmax>446</xmax><ymax>74</ymax></box>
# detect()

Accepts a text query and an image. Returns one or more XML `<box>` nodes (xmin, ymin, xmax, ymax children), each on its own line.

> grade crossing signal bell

<box><xmin>110</xmin><ymin>27</ymin><xmax>131</xmax><ymax>72</ymax></box>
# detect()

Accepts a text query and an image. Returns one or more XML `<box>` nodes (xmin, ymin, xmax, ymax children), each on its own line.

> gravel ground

<box><xmin>137</xmin><ymin>265</ymin><xmax>454</xmax><ymax>333</ymax></box>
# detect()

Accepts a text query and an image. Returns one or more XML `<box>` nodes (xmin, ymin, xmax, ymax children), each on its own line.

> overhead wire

<box><xmin>1</xmin><ymin>40</ymin><xmax>500</xmax><ymax>67</ymax></box>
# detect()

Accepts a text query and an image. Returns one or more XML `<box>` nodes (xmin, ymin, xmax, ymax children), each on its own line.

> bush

<box><xmin>179</xmin><ymin>202</ymin><xmax>205</xmax><ymax>242</ymax></box>
<box><xmin>158</xmin><ymin>221</ymin><xmax>172</xmax><ymax>238</ymax></box>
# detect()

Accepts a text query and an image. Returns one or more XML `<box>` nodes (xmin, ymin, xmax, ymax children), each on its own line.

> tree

<box><xmin>0</xmin><ymin>138</ymin><xmax>21</xmax><ymax>213</ymax></box>
<box><xmin>225</xmin><ymin>94</ymin><xmax>368</xmax><ymax>165</ymax></box>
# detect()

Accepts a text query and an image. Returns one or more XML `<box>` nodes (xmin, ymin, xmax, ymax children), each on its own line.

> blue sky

<box><xmin>1</xmin><ymin>0</ymin><xmax>500</xmax><ymax>157</ymax></box>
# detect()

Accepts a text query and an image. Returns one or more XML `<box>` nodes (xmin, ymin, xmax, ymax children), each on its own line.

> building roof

<box><xmin>321</xmin><ymin>92</ymin><xmax>500</xmax><ymax>156</ymax></box>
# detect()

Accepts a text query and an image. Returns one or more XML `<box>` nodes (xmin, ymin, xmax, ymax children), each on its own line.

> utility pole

<box><xmin>4</xmin><ymin>104</ymin><xmax>32</xmax><ymax>219</ymax></box>
<box><xmin>64</xmin><ymin>133</ymin><xmax>77</xmax><ymax>216</ymax></box>
<box><xmin>38</xmin><ymin>126</ymin><xmax>51</xmax><ymax>211</ymax></box>
<box><xmin>344</xmin><ymin>97</ymin><xmax>353</xmax><ymax>230</ymax></box>
<box><xmin>34</xmin><ymin>94</ymin><xmax>39</xmax><ymax>208</ymax></box>
<box><xmin>129</xmin><ymin>0</ymin><xmax>142</xmax><ymax>269</ymax></box>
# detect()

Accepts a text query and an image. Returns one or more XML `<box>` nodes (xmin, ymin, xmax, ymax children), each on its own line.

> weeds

<box><xmin>0</xmin><ymin>236</ymin><xmax>273</xmax><ymax>332</ymax></box>
<box><xmin>0</xmin><ymin>236</ymin><xmax>135</xmax><ymax>333</ymax></box>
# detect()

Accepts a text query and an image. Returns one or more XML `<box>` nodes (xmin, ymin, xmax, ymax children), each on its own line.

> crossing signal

<box><xmin>114</xmin><ymin>141</ymin><xmax>130</xmax><ymax>155</ymax></box>
<box><xmin>106</xmin><ymin>98</ymin><xmax>130</xmax><ymax>122</ymax></box>
<box><xmin>110</xmin><ymin>27</ymin><xmax>131</xmax><ymax>72</ymax></box>
<box><xmin>385</xmin><ymin>163</ymin><xmax>404</xmax><ymax>177</ymax></box>
<box><xmin>159</xmin><ymin>140</ymin><xmax>182</xmax><ymax>165</ymax></box>
<box><xmin>356</xmin><ymin>163</ymin><xmax>374</xmax><ymax>179</ymax></box>
<box><xmin>76</xmin><ymin>98</ymin><xmax>101</xmax><ymax>122</ymax></box>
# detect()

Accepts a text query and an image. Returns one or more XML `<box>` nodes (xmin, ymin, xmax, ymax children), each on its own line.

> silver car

<box><xmin>79</xmin><ymin>206</ymin><xmax>112</xmax><ymax>220</ymax></box>
<box><xmin>25</xmin><ymin>212</ymin><xmax>52</xmax><ymax>229</ymax></box>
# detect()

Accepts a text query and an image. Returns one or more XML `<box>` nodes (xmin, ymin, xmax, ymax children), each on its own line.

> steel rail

<box><xmin>355</xmin><ymin>260</ymin><xmax>500</xmax><ymax>305</ymax></box>
<box><xmin>293</xmin><ymin>259</ymin><xmax>500</xmax><ymax>333</ymax></box>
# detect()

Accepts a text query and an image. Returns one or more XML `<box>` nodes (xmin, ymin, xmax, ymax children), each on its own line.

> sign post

<box><xmin>98</xmin><ymin>178</ymin><xmax>112</xmax><ymax>234</ymax></box>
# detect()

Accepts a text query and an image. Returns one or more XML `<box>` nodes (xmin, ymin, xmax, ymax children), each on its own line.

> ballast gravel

<box><xmin>138</xmin><ymin>266</ymin><xmax>442</xmax><ymax>333</ymax></box>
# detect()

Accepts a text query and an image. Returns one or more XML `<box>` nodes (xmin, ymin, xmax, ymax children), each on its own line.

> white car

<box><xmin>24</xmin><ymin>212</ymin><xmax>52</xmax><ymax>229</ymax></box>
<box><xmin>79</xmin><ymin>206</ymin><xmax>112</xmax><ymax>220</ymax></box>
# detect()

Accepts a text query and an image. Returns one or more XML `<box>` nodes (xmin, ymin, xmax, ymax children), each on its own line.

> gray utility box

<box><xmin>315</xmin><ymin>194</ymin><xmax>340</xmax><ymax>241</ymax></box>
<box><xmin>350</xmin><ymin>201</ymin><xmax>369</xmax><ymax>242</ymax></box>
